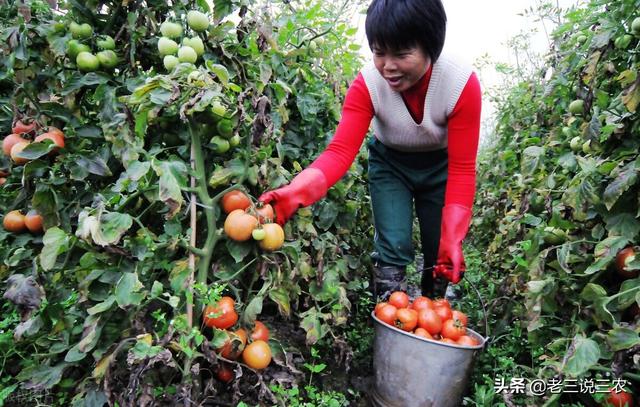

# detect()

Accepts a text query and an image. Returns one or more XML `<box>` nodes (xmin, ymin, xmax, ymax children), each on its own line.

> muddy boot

<box><xmin>421</xmin><ymin>268</ymin><xmax>448</xmax><ymax>299</ymax></box>
<box><xmin>372</xmin><ymin>263</ymin><xmax>407</xmax><ymax>301</ymax></box>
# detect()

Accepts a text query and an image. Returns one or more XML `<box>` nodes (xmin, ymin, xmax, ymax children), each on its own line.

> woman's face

<box><xmin>372</xmin><ymin>45</ymin><xmax>430</xmax><ymax>92</ymax></box>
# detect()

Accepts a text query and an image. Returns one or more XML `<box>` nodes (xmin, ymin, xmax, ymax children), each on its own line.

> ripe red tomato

<box><xmin>2</xmin><ymin>133</ymin><xmax>27</xmax><ymax>156</ymax></box>
<box><xmin>251</xmin><ymin>321</ymin><xmax>270</xmax><ymax>342</ymax></box>
<box><xmin>396</xmin><ymin>308</ymin><xmax>418</xmax><ymax>331</ymax></box>
<box><xmin>222</xmin><ymin>190</ymin><xmax>251</xmax><ymax>214</ymax></box>
<box><xmin>242</xmin><ymin>340</ymin><xmax>272</xmax><ymax>370</ymax></box>
<box><xmin>451</xmin><ymin>310</ymin><xmax>468</xmax><ymax>327</ymax></box>
<box><xmin>388</xmin><ymin>291</ymin><xmax>410</xmax><ymax>309</ymax></box>
<box><xmin>441</xmin><ymin>319</ymin><xmax>466</xmax><ymax>341</ymax></box>
<box><xmin>216</xmin><ymin>363</ymin><xmax>234</xmax><ymax>383</ymax></box>
<box><xmin>255</xmin><ymin>203</ymin><xmax>274</xmax><ymax>224</ymax></box>
<box><xmin>12</xmin><ymin>119</ymin><xmax>37</xmax><ymax>134</ymax></box>
<box><xmin>375</xmin><ymin>303</ymin><xmax>398</xmax><ymax>326</ymax></box>
<box><xmin>433</xmin><ymin>298</ymin><xmax>450</xmax><ymax>309</ymax></box>
<box><xmin>374</xmin><ymin>302</ymin><xmax>388</xmax><ymax>315</ymax></box>
<box><xmin>434</xmin><ymin>304</ymin><xmax>453</xmax><ymax>322</ymax></box>
<box><xmin>410</xmin><ymin>296</ymin><xmax>433</xmax><ymax>311</ymax></box>
<box><xmin>203</xmin><ymin>296</ymin><xmax>238</xmax><ymax>329</ymax></box>
<box><xmin>602</xmin><ymin>389</ymin><xmax>634</xmax><ymax>407</ymax></box>
<box><xmin>417</xmin><ymin>308</ymin><xmax>442</xmax><ymax>335</ymax></box>
<box><xmin>34</xmin><ymin>131</ymin><xmax>65</xmax><ymax>153</ymax></box>
<box><xmin>413</xmin><ymin>327</ymin><xmax>433</xmax><ymax>339</ymax></box>
<box><xmin>218</xmin><ymin>328</ymin><xmax>247</xmax><ymax>360</ymax></box>
<box><xmin>615</xmin><ymin>247</ymin><xmax>638</xmax><ymax>279</ymax></box>
<box><xmin>457</xmin><ymin>335</ymin><xmax>479</xmax><ymax>347</ymax></box>
<box><xmin>224</xmin><ymin>209</ymin><xmax>258</xmax><ymax>242</ymax></box>
<box><xmin>440</xmin><ymin>338</ymin><xmax>457</xmax><ymax>345</ymax></box>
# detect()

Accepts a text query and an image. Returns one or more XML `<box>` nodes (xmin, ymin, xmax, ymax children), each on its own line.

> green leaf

<box><xmin>603</xmin><ymin>161</ymin><xmax>638</xmax><ymax>210</ymax></box>
<box><xmin>19</xmin><ymin>362</ymin><xmax>69</xmax><ymax>390</ymax></box>
<box><xmin>521</xmin><ymin>146</ymin><xmax>544</xmax><ymax>175</ymax></box>
<box><xmin>606</xmin><ymin>327</ymin><xmax>640</xmax><ymax>351</ymax></box>
<box><xmin>92</xmin><ymin>211</ymin><xmax>133</xmax><ymax>246</ymax></box>
<box><xmin>40</xmin><ymin>227</ymin><xmax>70</xmax><ymax>271</ymax></box>
<box><xmin>156</xmin><ymin>159</ymin><xmax>188</xmax><ymax>219</ymax></box>
<box><xmin>268</xmin><ymin>287</ymin><xmax>291</xmax><ymax>317</ymax></box>
<box><xmin>225</xmin><ymin>240</ymin><xmax>252</xmax><ymax>263</ymax></box>
<box><xmin>206</xmin><ymin>62</ymin><xmax>230</xmax><ymax>85</ymax></box>
<box><xmin>300</xmin><ymin>308</ymin><xmax>323</xmax><ymax>345</ymax></box>
<box><xmin>213</xmin><ymin>0</ymin><xmax>235</xmax><ymax>21</ymax></box>
<box><xmin>242</xmin><ymin>295</ymin><xmax>264</xmax><ymax>325</ymax></box>
<box><xmin>115</xmin><ymin>272</ymin><xmax>145</xmax><ymax>308</ymax></box>
<box><xmin>15</xmin><ymin>141</ymin><xmax>55</xmax><ymax>160</ymax></box>
<box><xmin>585</xmin><ymin>236</ymin><xmax>630</xmax><ymax>274</ymax></box>
<box><xmin>563</xmin><ymin>335</ymin><xmax>601</xmax><ymax>377</ymax></box>
<box><xmin>87</xmin><ymin>296</ymin><xmax>116</xmax><ymax>315</ymax></box>
<box><xmin>605</xmin><ymin>213</ymin><xmax>640</xmax><ymax>240</ymax></box>
<box><xmin>32</xmin><ymin>185</ymin><xmax>59</xmax><ymax>229</ymax></box>
<box><xmin>580</xmin><ymin>283</ymin><xmax>607</xmax><ymax>302</ymax></box>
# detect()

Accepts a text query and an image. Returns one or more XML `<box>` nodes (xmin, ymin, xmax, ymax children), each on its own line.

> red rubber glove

<box><xmin>434</xmin><ymin>204</ymin><xmax>472</xmax><ymax>284</ymax></box>
<box><xmin>259</xmin><ymin>168</ymin><xmax>328</xmax><ymax>226</ymax></box>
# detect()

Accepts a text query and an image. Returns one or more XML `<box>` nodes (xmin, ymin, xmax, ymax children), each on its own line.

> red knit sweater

<box><xmin>309</xmin><ymin>67</ymin><xmax>482</xmax><ymax>208</ymax></box>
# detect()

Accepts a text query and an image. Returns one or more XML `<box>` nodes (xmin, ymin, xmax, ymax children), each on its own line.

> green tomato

<box><xmin>70</xmin><ymin>22</ymin><xmax>93</xmax><ymax>39</ymax></box>
<box><xmin>96</xmin><ymin>35</ymin><xmax>115</xmax><ymax>50</ymax></box>
<box><xmin>252</xmin><ymin>228</ymin><xmax>266</xmax><ymax>241</ymax></box>
<box><xmin>217</xmin><ymin>119</ymin><xmax>234</xmax><ymax>138</ymax></box>
<box><xmin>183</xmin><ymin>37</ymin><xmax>205</xmax><ymax>56</ymax></box>
<box><xmin>576</xmin><ymin>34</ymin><xmax>587</xmax><ymax>44</ymax></box>
<box><xmin>569</xmin><ymin>136</ymin><xmax>582</xmax><ymax>152</ymax></box>
<box><xmin>177</xmin><ymin>46</ymin><xmax>197</xmax><ymax>63</ymax></box>
<box><xmin>561</xmin><ymin>126</ymin><xmax>573</xmax><ymax>137</ymax></box>
<box><xmin>210</xmin><ymin>100</ymin><xmax>227</xmax><ymax>119</ymax></box>
<box><xmin>157</xmin><ymin>37</ymin><xmax>179</xmax><ymax>56</ymax></box>
<box><xmin>97</xmin><ymin>50</ymin><xmax>118</xmax><ymax>69</ymax></box>
<box><xmin>632</xmin><ymin>17</ymin><xmax>640</xmax><ymax>34</ymax></box>
<box><xmin>614</xmin><ymin>34</ymin><xmax>633</xmax><ymax>49</ymax></box>
<box><xmin>163</xmin><ymin>55</ymin><xmax>179</xmax><ymax>71</ymax></box>
<box><xmin>76</xmin><ymin>52</ymin><xmax>100</xmax><ymax>72</ymax></box>
<box><xmin>210</xmin><ymin>136</ymin><xmax>230</xmax><ymax>153</ymax></box>
<box><xmin>67</xmin><ymin>40</ymin><xmax>91</xmax><ymax>60</ymax></box>
<box><xmin>568</xmin><ymin>99</ymin><xmax>584</xmax><ymax>115</ymax></box>
<box><xmin>582</xmin><ymin>139</ymin><xmax>592</xmax><ymax>154</ymax></box>
<box><xmin>160</xmin><ymin>21</ymin><xmax>183</xmax><ymax>39</ymax></box>
<box><xmin>187</xmin><ymin>10</ymin><xmax>210</xmax><ymax>32</ymax></box>
<box><xmin>229</xmin><ymin>134</ymin><xmax>241</xmax><ymax>147</ymax></box>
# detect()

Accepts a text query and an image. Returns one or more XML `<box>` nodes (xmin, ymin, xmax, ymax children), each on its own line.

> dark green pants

<box><xmin>367</xmin><ymin>137</ymin><xmax>448</xmax><ymax>293</ymax></box>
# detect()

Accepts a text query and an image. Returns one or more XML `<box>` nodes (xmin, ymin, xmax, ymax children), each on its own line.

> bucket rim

<box><xmin>371</xmin><ymin>310</ymin><xmax>486</xmax><ymax>349</ymax></box>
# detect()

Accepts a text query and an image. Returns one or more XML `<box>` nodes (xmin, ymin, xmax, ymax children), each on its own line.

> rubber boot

<box><xmin>372</xmin><ymin>263</ymin><xmax>407</xmax><ymax>301</ymax></box>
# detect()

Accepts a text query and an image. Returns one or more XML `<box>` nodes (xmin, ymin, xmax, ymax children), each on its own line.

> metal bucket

<box><xmin>370</xmin><ymin>311</ymin><xmax>486</xmax><ymax>407</ymax></box>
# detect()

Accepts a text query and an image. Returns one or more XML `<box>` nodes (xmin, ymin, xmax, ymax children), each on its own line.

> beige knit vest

<box><xmin>361</xmin><ymin>52</ymin><xmax>472</xmax><ymax>152</ymax></box>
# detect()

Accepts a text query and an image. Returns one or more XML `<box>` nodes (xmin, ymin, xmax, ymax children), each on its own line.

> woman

<box><xmin>260</xmin><ymin>0</ymin><xmax>481</xmax><ymax>299</ymax></box>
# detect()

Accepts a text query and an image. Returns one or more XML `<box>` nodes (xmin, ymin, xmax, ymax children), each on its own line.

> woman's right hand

<box><xmin>259</xmin><ymin>168</ymin><xmax>328</xmax><ymax>226</ymax></box>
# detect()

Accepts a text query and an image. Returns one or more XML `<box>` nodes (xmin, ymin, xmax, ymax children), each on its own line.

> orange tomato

<box><xmin>457</xmin><ymin>335</ymin><xmax>479</xmax><ymax>347</ymax></box>
<box><xmin>218</xmin><ymin>328</ymin><xmax>247</xmax><ymax>360</ymax></box>
<box><xmin>242</xmin><ymin>340</ymin><xmax>272</xmax><ymax>370</ymax></box>
<box><xmin>222</xmin><ymin>190</ymin><xmax>251</xmax><ymax>214</ymax></box>
<box><xmin>413</xmin><ymin>327</ymin><xmax>433</xmax><ymax>339</ymax></box>
<box><xmin>10</xmin><ymin>141</ymin><xmax>31</xmax><ymax>165</ymax></box>
<box><xmin>12</xmin><ymin>119</ymin><xmax>37</xmax><ymax>134</ymax></box>
<box><xmin>434</xmin><ymin>304</ymin><xmax>453</xmax><ymax>322</ymax></box>
<box><xmin>258</xmin><ymin>222</ymin><xmax>284</xmax><ymax>251</ymax></box>
<box><xmin>3</xmin><ymin>210</ymin><xmax>26</xmax><ymax>233</ymax></box>
<box><xmin>396</xmin><ymin>308</ymin><xmax>418</xmax><ymax>331</ymax></box>
<box><xmin>24</xmin><ymin>210</ymin><xmax>44</xmax><ymax>234</ymax></box>
<box><xmin>411</xmin><ymin>296</ymin><xmax>433</xmax><ymax>311</ymax></box>
<box><xmin>224</xmin><ymin>209</ymin><xmax>258</xmax><ymax>241</ymax></box>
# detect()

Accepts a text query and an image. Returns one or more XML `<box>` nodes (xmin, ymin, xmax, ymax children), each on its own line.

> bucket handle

<box><xmin>463</xmin><ymin>274</ymin><xmax>490</xmax><ymax>343</ymax></box>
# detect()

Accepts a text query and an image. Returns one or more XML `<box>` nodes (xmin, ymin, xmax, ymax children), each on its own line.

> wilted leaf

<box><xmin>603</xmin><ymin>161</ymin><xmax>638</xmax><ymax>210</ymax></box>
<box><xmin>268</xmin><ymin>287</ymin><xmax>291</xmax><ymax>317</ymax></box>
<box><xmin>40</xmin><ymin>227</ymin><xmax>70</xmax><ymax>270</ymax></box>
<box><xmin>92</xmin><ymin>212</ymin><xmax>133</xmax><ymax>246</ymax></box>
<box><xmin>115</xmin><ymin>272</ymin><xmax>145</xmax><ymax>308</ymax></box>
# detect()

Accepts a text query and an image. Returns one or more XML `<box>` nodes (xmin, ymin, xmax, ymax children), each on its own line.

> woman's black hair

<box><xmin>365</xmin><ymin>0</ymin><xmax>447</xmax><ymax>62</ymax></box>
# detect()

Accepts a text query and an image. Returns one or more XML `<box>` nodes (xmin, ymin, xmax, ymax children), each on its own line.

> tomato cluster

<box><xmin>2</xmin><ymin>118</ymin><xmax>65</xmax><ymax>166</ymax></box>
<box><xmin>202</xmin><ymin>296</ymin><xmax>273</xmax><ymax>382</ymax></box>
<box><xmin>374</xmin><ymin>291</ymin><xmax>481</xmax><ymax>347</ymax></box>
<box><xmin>221</xmin><ymin>190</ymin><xmax>284</xmax><ymax>251</ymax></box>
<box><xmin>2</xmin><ymin>209</ymin><xmax>43</xmax><ymax>234</ymax></box>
